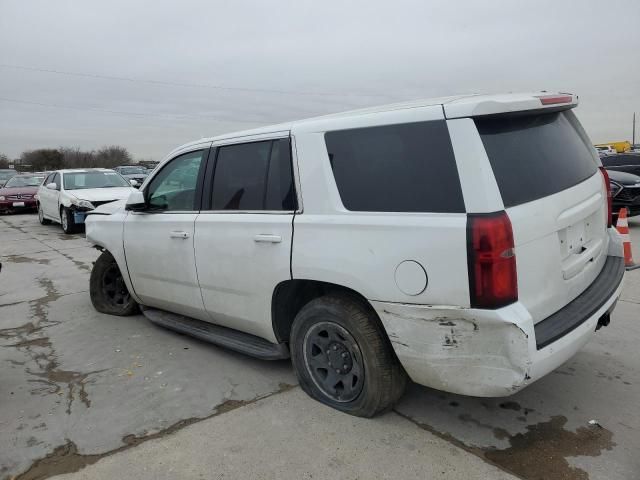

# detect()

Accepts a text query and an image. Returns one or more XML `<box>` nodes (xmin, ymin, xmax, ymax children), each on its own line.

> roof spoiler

<box><xmin>444</xmin><ymin>93</ymin><xmax>578</xmax><ymax>119</ymax></box>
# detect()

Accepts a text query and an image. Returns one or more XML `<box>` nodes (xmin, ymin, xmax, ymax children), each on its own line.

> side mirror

<box><xmin>129</xmin><ymin>179</ymin><xmax>139</xmax><ymax>187</ymax></box>
<box><xmin>46</xmin><ymin>182</ymin><xmax>57</xmax><ymax>190</ymax></box>
<box><xmin>125</xmin><ymin>190</ymin><xmax>147</xmax><ymax>211</ymax></box>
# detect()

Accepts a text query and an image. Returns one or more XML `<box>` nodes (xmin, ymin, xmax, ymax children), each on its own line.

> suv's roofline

<box><xmin>167</xmin><ymin>91</ymin><xmax>577</xmax><ymax>157</ymax></box>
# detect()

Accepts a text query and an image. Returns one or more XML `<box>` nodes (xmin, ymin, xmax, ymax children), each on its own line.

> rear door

<box><xmin>194</xmin><ymin>136</ymin><xmax>296</xmax><ymax>342</ymax></box>
<box><xmin>472</xmin><ymin>110</ymin><xmax>607</xmax><ymax>323</ymax></box>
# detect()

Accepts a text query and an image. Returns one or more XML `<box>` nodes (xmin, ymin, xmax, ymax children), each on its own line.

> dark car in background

<box><xmin>607</xmin><ymin>169</ymin><xmax>640</xmax><ymax>217</ymax></box>
<box><xmin>601</xmin><ymin>153</ymin><xmax>640</xmax><ymax>177</ymax></box>
<box><xmin>113</xmin><ymin>165</ymin><xmax>148</xmax><ymax>188</ymax></box>
<box><xmin>0</xmin><ymin>169</ymin><xmax>17</xmax><ymax>187</ymax></box>
<box><xmin>0</xmin><ymin>173</ymin><xmax>45</xmax><ymax>214</ymax></box>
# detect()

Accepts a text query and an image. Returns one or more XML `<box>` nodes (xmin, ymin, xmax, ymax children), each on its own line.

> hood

<box><xmin>66</xmin><ymin>187</ymin><xmax>136</xmax><ymax>202</ymax></box>
<box><xmin>68</xmin><ymin>187</ymin><xmax>136</xmax><ymax>202</ymax></box>
<box><xmin>87</xmin><ymin>198</ymin><xmax>127</xmax><ymax>216</ymax></box>
<box><xmin>121</xmin><ymin>173</ymin><xmax>148</xmax><ymax>179</ymax></box>
<box><xmin>607</xmin><ymin>169</ymin><xmax>640</xmax><ymax>186</ymax></box>
<box><xmin>0</xmin><ymin>185</ymin><xmax>39</xmax><ymax>196</ymax></box>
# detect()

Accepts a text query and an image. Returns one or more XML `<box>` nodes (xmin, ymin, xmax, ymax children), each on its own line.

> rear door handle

<box><xmin>254</xmin><ymin>234</ymin><xmax>282</xmax><ymax>243</ymax></box>
<box><xmin>169</xmin><ymin>231</ymin><xmax>190</xmax><ymax>239</ymax></box>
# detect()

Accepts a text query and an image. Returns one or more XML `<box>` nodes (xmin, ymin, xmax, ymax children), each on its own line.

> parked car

<box><xmin>37</xmin><ymin>169</ymin><xmax>136</xmax><ymax>233</ymax></box>
<box><xmin>607</xmin><ymin>169</ymin><xmax>640</xmax><ymax>217</ymax></box>
<box><xmin>113</xmin><ymin>165</ymin><xmax>148</xmax><ymax>188</ymax></box>
<box><xmin>0</xmin><ymin>173</ymin><xmax>46</xmax><ymax>214</ymax></box>
<box><xmin>600</xmin><ymin>152</ymin><xmax>640</xmax><ymax>176</ymax></box>
<box><xmin>0</xmin><ymin>168</ymin><xmax>17</xmax><ymax>187</ymax></box>
<box><xmin>86</xmin><ymin>92</ymin><xmax>624</xmax><ymax>417</ymax></box>
<box><xmin>595</xmin><ymin>145</ymin><xmax>616</xmax><ymax>157</ymax></box>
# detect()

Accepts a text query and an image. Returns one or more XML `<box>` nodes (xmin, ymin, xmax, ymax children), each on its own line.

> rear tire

<box><xmin>60</xmin><ymin>207</ymin><xmax>78</xmax><ymax>234</ymax></box>
<box><xmin>90</xmin><ymin>251</ymin><xmax>139</xmax><ymax>316</ymax></box>
<box><xmin>38</xmin><ymin>204</ymin><xmax>51</xmax><ymax>225</ymax></box>
<box><xmin>290</xmin><ymin>294</ymin><xmax>407</xmax><ymax>417</ymax></box>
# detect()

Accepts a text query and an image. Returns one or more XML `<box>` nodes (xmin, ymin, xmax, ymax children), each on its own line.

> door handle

<box><xmin>254</xmin><ymin>234</ymin><xmax>282</xmax><ymax>243</ymax></box>
<box><xmin>169</xmin><ymin>231</ymin><xmax>190</xmax><ymax>239</ymax></box>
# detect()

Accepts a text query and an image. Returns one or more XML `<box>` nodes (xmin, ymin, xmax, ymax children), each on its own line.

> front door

<box><xmin>194</xmin><ymin>137</ymin><xmax>297</xmax><ymax>341</ymax></box>
<box><xmin>42</xmin><ymin>172</ymin><xmax>61</xmax><ymax>219</ymax></box>
<box><xmin>124</xmin><ymin>147</ymin><xmax>209</xmax><ymax>319</ymax></box>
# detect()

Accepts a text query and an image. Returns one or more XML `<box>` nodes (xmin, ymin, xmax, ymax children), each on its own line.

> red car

<box><xmin>0</xmin><ymin>173</ymin><xmax>46</xmax><ymax>214</ymax></box>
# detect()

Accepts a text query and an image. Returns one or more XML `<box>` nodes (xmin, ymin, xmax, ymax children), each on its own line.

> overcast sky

<box><xmin>1</xmin><ymin>0</ymin><xmax>638</xmax><ymax>161</ymax></box>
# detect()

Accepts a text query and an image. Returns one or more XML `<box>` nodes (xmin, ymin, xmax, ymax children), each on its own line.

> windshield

<box><xmin>119</xmin><ymin>167</ymin><xmax>146</xmax><ymax>175</ymax></box>
<box><xmin>63</xmin><ymin>171</ymin><xmax>131</xmax><ymax>190</ymax></box>
<box><xmin>0</xmin><ymin>171</ymin><xmax>16</xmax><ymax>181</ymax></box>
<box><xmin>5</xmin><ymin>175</ymin><xmax>45</xmax><ymax>187</ymax></box>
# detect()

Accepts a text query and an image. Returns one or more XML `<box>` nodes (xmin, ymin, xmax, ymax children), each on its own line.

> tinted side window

<box><xmin>211</xmin><ymin>139</ymin><xmax>296</xmax><ymax>211</ymax></box>
<box><xmin>325</xmin><ymin>121</ymin><xmax>465</xmax><ymax>213</ymax></box>
<box><xmin>475</xmin><ymin>111</ymin><xmax>598</xmax><ymax>208</ymax></box>
<box><xmin>53</xmin><ymin>173</ymin><xmax>61</xmax><ymax>190</ymax></box>
<box><xmin>265</xmin><ymin>139</ymin><xmax>297</xmax><ymax>210</ymax></box>
<box><xmin>147</xmin><ymin>150</ymin><xmax>205</xmax><ymax>211</ymax></box>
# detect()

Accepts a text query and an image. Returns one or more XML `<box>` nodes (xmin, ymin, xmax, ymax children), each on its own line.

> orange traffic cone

<box><xmin>616</xmin><ymin>208</ymin><xmax>639</xmax><ymax>271</ymax></box>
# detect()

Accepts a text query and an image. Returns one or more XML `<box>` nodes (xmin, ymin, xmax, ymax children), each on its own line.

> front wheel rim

<box><xmin>61</xmin><ymin>211</ymin><xmax>68</xmax><ymax>230</ymax></box>
<box><xmin>101</xmin><ymin>264</ymin><xmax>131</xmax><ymax>307</ymax></box>
<box><xmin>38</xmin><ymin>207</ymin><xmax>43</xmax><ymax>222</ymax></box>
<box><xmin>302</xmin><ymin>321</ymin><xmax>365</xmax><ymax>403</ymax></box>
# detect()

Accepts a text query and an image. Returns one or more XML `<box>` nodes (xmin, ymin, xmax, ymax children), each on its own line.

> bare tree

<box><xmin>60</xmin><ymin>147</ymin><xmax>96</xmax><ymax>169</ymax></box>
<box><xmin>0</xmin><ymin>153</ymin><xmax>9</xmax><ymax>169</ymax></box>
<box><xmin>20</xmin><ymin>149</ymin><xmax>64</xmax><ymax>171</ymax></box>
<box><xmin>94</xmin><ymin>145</ymin><xmax>132</xmax><ymax>168</ymax></box>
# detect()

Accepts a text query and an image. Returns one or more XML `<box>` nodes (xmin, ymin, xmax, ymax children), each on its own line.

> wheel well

<box><xmin>271</xmin><ymin>280</ymin><xmax>376</xmax><ymax>343</ymax></box>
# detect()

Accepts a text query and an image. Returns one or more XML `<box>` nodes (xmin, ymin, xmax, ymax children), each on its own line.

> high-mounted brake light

<box><xmin>467</xmin><ymin>211</ymin><xmax>518</xmax><ymax>309</ymax></box>
<box><xmin>537</xmin><ymin>94</ymin><xmax>573</xmax><ymax>105</ymax></box>
<box><xmin>599</xmin><ymin>167</ymin><xmax>613</xmax><ymax>227</ymax></box>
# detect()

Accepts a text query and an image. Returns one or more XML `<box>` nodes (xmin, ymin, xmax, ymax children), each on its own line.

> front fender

<box><xmin>86</xmin><ymin>211</ymin><xmax>142</xmax><ymax>305</ymax></box>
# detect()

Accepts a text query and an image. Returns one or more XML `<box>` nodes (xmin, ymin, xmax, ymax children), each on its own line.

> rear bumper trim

<box><xmin>534</xmin><ymin>255</ymin><xmax>625</xmax><ymax>350</ymax></box>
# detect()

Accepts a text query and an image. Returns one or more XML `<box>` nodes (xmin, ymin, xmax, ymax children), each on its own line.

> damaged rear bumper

<box><xmin>372</xmin><ymin>256</ymin><xmax>624</xmax><ymax>397</ymax></box>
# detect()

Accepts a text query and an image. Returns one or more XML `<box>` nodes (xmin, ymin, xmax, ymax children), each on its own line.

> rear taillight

<box><xmin>536</xmin><ymin>94</ymin><xmax>573</xmax><ymax>105</ymax></box>
<box><xmin>467</xmin><ymin>211</ymin><xmax>518</xmax><ymax>309</ymax></box>
<box><xmin>599</xmin><ymin>167</ymin><xmax>613</xmax><ymax>227</ymax></box>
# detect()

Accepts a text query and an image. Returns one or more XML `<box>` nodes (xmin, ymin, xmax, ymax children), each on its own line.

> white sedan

<box><xmin>37</xmin><ymin>169</ymin><xmax>136</xmax><ymax>233</ymax></box>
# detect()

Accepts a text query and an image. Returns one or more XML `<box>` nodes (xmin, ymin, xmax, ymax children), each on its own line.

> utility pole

<box><xmin>633</xmin><ymin>112</ymin><xmax>636</xmax><ymax>147</ymax></box>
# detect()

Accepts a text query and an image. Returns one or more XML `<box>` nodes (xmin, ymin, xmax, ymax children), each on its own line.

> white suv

<box><xmin>86</xmin><ymin>92</ymin><xmax>625</xmax><ymax>417</ymax></box>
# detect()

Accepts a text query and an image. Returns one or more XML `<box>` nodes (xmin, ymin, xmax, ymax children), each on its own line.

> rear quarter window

<box><xmin>475</xmin><ymin>111</ymin><xmax>599</xmax><ymax>208</ymax></box>
<box><xmin>324</xmin><ymin>121</ymin><xmax>465</xmax><ymax>213</ymax></box>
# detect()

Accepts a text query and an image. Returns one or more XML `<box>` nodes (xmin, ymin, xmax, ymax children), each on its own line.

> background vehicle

<box><xmin>595</xmin><ymin>141</ymin><xmax>631</xmax><ymax>153</ymax></box>
<box><xmin>596</xmin><ymin>145</ymin><xmax>616</xmax><ymax>157</ymax></box>
<box><xmin>0</xmin><ymin>173</ymin><xmax>45</xmax><ymax>214</ymax></box>
<box><xmin>86</xmin><ymin>92</ymin><xmax>624</xmax><ymax>417</ymax></box>
<box><xmin>37</xmin><ymin>169</ymin><xmax>135</xmax><ymax>233</ymax></box>
<box><xmin>0</xmin><ymin>169</ymin><xmax>17</xmax><ymax>187</ymax></box>
<box><xmin>608</xmin><ymin>169</ymin><xmax>640</xmax><ymax>217</ymax></box>
<box><xmin>601</xmin><ymin>152</ymin><xmax>640</xmax><ymax>176</ymax></box>
<box><xmin>113</xmin><ymin>165</ymin><xmax>148</xmax><ymax>188</ymax></box>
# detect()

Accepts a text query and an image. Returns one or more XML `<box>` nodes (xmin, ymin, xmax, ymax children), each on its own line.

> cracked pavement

<box><xmin>1</xmin><ymin>214</ymin><xmax>639</xmax><ymax>480</ymax></box>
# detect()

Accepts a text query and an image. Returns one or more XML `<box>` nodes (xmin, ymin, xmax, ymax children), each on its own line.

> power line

<box><xmin>0</xmin><ymin>63</ymin><xmax>389</xmax><ymax>99</ymax></box>
<box><xmin>0</xmin><ymin>96</ymin><xmax>265</xmax><ymax>125</ymax></box>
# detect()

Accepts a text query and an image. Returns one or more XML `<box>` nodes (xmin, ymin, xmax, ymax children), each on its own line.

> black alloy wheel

<box><xmin>302</xmin><ymin>321</ymin><xmax>364</xmax><ymax>403</ymax></box>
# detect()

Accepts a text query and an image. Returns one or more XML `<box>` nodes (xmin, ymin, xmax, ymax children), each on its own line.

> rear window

<box><xmin>475</xmin><ymin>111</ymin><xmax>598</xmax><ymax>208</ymax></box>
<box><xmin>325</xmin><ymin>121</ymin><xmax>465</xmax><ymax>213</ymax></box>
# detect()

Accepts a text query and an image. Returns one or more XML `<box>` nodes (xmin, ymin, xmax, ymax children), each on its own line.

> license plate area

<box><xmin>559</xmin><ymin>220</ymin><xmax>587</xmax><ymax>257</ymax></box>
<box><xmin>12</xmin><ymin>202</ymin><xmax>25</xmax><ymax>207</ymax></box>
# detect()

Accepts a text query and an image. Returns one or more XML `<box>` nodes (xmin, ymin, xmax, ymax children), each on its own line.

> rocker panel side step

<box><xmin>142</xmin><ymin>308</ymin><xmax>290</xmax><ymax>360</ymax></box>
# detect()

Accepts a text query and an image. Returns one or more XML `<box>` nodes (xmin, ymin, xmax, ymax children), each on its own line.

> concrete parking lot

<box><xmin>1</xmin><ymin>213</ymin><xmax>639</xmax><ymax>480</ymax></box>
